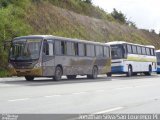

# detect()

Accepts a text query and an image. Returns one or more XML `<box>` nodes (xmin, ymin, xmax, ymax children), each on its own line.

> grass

<box><xmin>0</xmin><ymin>69</ymin><xmax>10</xmax><ymax>77</ymax></box>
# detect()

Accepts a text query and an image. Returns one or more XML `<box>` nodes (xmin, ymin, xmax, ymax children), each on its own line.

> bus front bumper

<box><xmin>8</xmin><ymin>68</ymin><xmax>43</xmax><ymax>77</ymax></box>
<box><xmin>111</xmin><ymin>66</ymin><xmax>124</xmax><ymax>74</ymax></box>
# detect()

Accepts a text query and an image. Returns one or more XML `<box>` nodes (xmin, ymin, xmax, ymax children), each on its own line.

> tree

<box><xmin>127</xmin><ymin>21</ymin><xmax>137</xmax><ymax>29</ymax></box>
<box><xmin>150</xmin><ymin>29</ymin><xmax>155</xmax><ymax>34</ymax></box>
<box><xmin>111</xmin><ymin>8</ymin><xmax>126</xmax><ymax>24</ymax></box>
<box><xmin>81</xmin><ymin>0</ymin><xmax>92</xmax><ymax>4</ymax></box>
<box><xmin>85</xmin><ymin>0</ymin><xmax>92</xmax><ymax>4</ymax></box>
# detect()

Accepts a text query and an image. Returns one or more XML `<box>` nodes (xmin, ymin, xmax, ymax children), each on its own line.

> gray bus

<box><xmin>8</xmin><ymin>35</ymin><xmax>111</xmax><ymax>81</ymax></box>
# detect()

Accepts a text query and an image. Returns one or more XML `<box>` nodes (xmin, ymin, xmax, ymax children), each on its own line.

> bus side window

<box><xmin>95</xmin><ymin>45</ymin><xmax>99</xmax><ymax>57</ymax></box>
<box><xmin>61</xmin><ymin>41</ymin><xmax>67</xmax><ymax>55</ymax></box>
<box><xmin>103</xmin><ymin>46</ymin><xmax>109</xmax><ymax>58</ymax></box>
<box><xmin>55</xmin><ymin>40</ymin><xmax>61</xmax><ymax>55</ymax></box>
<box><xmin>74</xmin><ymin>43</ymin><xmax>79</xmax><ymax>56</ymax></box>
<box><xmin>127</xmin><ymin>44</ymin><xmax>132</xmax><ymax>54</ymax></box>
<box><xmin>137</xmin><ymin>46</ymin><xmax>142</xmax><ymax>55</ymax></box>
<box><xmin>149</xmin><ymin>48</ymin><xmax>153</xmax><ymax>56</ymax></box>
<box><xmin>146</xmin><ymin>48</ymin><xmax>150</xmax><ymax>56</ymax></box>
<box><xmin>86</xmin><ymin>44</ymin><xmax>91</xmax><ymax>57</ymax></box>
<box><xmin>132</xmin><ymin>45</ymin><xmax>137</xmax><ymax>54</ymax></box>
<box><xmin>78</xmin><ymin>43</ymin><xmax>84</xmax><ymax>56</ymax></box>
<box><xmin>43</xmin><ymin>40</ymin><xmax>54</xmax><ymax>56</ymax></box>
<box><xmin>90</xmin><ymin>45</ymin><xmax>95</xmax><ymax>57</ymax></box>
<box><xmin>142</xmin><ymin>47</ymin><xmax>146</xmax><ymax>55</ymax></box>
<box><xmin>152</xmin><ymin>49</ymin><xmax>155</xmax><ymax>56</ymax></box>
<box><xmin>43</xmin><ymin>40</ymin><xmax>49</xmax><ymax>55</ymax></box>
<box><xmin>84</xmin><ymin>44</ymin><xmax>87</xmax><ymax>56</ymax></box>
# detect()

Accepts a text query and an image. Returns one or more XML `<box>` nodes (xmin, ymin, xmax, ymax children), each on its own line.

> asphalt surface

<box><xmin>0</xmin><ymin>74</ymin><xmax>160</xmax><ymax>115</ymax></box>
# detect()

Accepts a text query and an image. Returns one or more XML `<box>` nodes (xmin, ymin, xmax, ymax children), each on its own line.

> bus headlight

<box><xmin>8</xmin><ymin>63</ymin><xmax>14</xmax><ymax>68</ymax></box>
<box><xmin>34</xmin><ymin>62</ymin><xmax>42</xmax><ymax>69</ymax></box>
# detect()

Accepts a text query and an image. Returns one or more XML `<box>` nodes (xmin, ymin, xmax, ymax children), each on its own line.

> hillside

<box><xmin>0</xmin><ymin>0</ymin><xmax>160</xmax><ymax>76</ymax></box>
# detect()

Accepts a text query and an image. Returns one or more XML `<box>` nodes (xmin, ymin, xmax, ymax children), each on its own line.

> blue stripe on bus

<box><xmin>157</xmin><ymin>68</ymin><xmax>160</xmax><ymax>73</ymax></box>
<box><xmin>111</xmin><ymin>66</ymin><xmax>124</xmax><ymax>73</ymax></box>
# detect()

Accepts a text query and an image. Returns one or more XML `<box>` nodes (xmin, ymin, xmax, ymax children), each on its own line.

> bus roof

<box><xmin>156</xmin><ymin>50</ymin><xmax>160</xmax><ymax>52</ymax></box>
<box><xmin>13</xmin><ymin>35</ymin><xmax>108</xmax><ymax>46</ymax></box>
<box><xmin>106</xmin><ymin>41</ymin><xmax>155</xmax><ymax>48</ymax></box>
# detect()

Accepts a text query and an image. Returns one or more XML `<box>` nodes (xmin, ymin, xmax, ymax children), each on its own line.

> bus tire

<box><xmin>145</xmin><ymin>66</ymin><xmax>152</xmax><ymax>76</ymax></box>
<box><xmin>67</xmin><ymin>75</ymin><xmax>77</xmax><ymax>79</ymax></box>
<box><xmin>90</xmin><ymin>66</ymin><xmax>98</xmax><ymax>79</ymax></box>
<box><xmin>126</xmin><ymin>65</ymin><xmax>132</xmax><ymax>77</ymax></box>
<box><xmin>107</xmin><ymin>72</ymin><xmax>112</xmax><ymax>77</ymax></box>
<box><xmin>53</xmin><ymin>66</ymin><xmax>63</xmax><ymax>81</ymax></box>
<box><xmin>132</xmin><ymin>73</ymin><xmax>137</xmax><ymax>76</ymax></box>
<box><xmin>25</xmin><ymin>76</ymin><xmax>34</xmax><ymax>81</ymax></box>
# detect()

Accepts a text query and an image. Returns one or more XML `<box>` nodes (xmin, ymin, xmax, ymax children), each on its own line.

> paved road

<box><xmin>0</xmin><ymin>75</ymin><xmax>160</xmax><ymax>114</ymax></box>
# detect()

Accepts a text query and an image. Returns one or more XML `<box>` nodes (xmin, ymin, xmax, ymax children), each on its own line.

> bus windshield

<box><xmin>111</xmin><ymin>44</ymin><xmax>125</xmax><ymax>59</ymax></box>
<box><xmin>10</xmin><ymin>39</ymin><xmax>42</xmax><ymax>61</ymax></box>
<box><xmin>156</xmin><ymin>52</ymin><xmax>160</xmax><ymax>65</ymax></box>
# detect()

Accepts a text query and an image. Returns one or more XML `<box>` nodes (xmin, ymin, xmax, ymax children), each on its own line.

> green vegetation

<box><xmin>0</xmin><ymin>0</ymin><xmax>160</xmax><ymax>77</ymax></box>
<box><xmin>0</xmin><ymin>69</ymin><xmax>10</xmax><ymax>77</ymax></box>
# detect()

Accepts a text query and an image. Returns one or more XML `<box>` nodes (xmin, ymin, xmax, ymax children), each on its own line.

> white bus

<box><xmin>156</xmin><ymin>50</ymin><xmax>160</xmax><ymax>74</ymax></box>
<box><xmin>8</xmin><ymin>35</ymin><xmax>111</xmax><ymax>81</ymax></box>
<box><xmin>106</xmin><ymin>41</ymin><xmax>157</xmax><ymax>77</ymax></box>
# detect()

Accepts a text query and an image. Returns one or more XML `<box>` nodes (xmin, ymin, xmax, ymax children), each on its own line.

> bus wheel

<box><xmin>25</xmin><ymin>76</ymin><xmax>34</xmax><ymax>81</ymax></box>
<box><xmin>126</xmin><ymin>66</ymin><xmax>132</xmax><ymax>77</ymax></box>
<box><xmin>145</xmin><ymin>66</ymin><xmax>152</xmax><ymax>76</ymax></box>
<box><xmin>107</xmin><ymin>72</ymin><xmax>112</xmax><ymax>77</ymax></box>
<box><xmin>132</xmin><ymin>73</ymin><xmax>137</xmax><ymax>76</ymax></box>
<box><xmin>67</xmin><ymin>75</ymin><xmax>77</xmax><ymax>79</ymax></box>
<box><xmin>53</xmin><ymin>66</ymin><xmax>62</xmax><ymax>81</ymax></box>
<box><xmin>91</xmin><ymin>66</ymin><xmax>98</xmax><ymax>79</ymax></box>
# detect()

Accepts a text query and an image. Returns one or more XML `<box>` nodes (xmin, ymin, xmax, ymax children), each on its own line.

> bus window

<box><xmin>142</xmin><ymin>47</ymin><xmax>146</xmax><ymax>55</ymax></box>
<box><xmin>78</xmin><ymin>43</ymin><xmax>85</xmax><ymax>56</ymax></box>
<box><xmin>74</xmin><ymin>43</ymin><xmax>79</xmax><ymax>56</ymax></box>
<box><xmin>96</xmin><ymin>45</ymin><xmax>103</xmax><ymax>57</ymax></box>
<box><xmin>55</xmin><ymin>40</ymin><xmax>61</xmax><ymax>55</ymax></box>
<box><xmin>132</xmin><ymin>45</ymin><xmax>137</xmax><ymax>54</ymax></box>
<box><xmin>152</xmin><ymin>49</ymin><xmax>156</xmax><ymax>56</ymax></box>
<box><xmin>103</xmin><ymin>46</ymin><xmax>110</xmax><ymax>58</ymax></box>
<box><xmin>137</xmin><ymin>46</ymin><xmax>142</xmax><ymax>55</ymax></box>
<box><xmin>111</xmin><ymin>45</ymin><xmax>124</xmax><ymax>59</ymax></box>
<box><xmin>146</xmin><ymin>48</ymin><xmax>150</xmax><ymax>56</ymax></box>
<box><xmin>67</xmin><ymin>42</ymin><xmax>74</xmax><ymax>56</ymax></box>
<box><xmin>90</xmin><ymin>45</ymin><xmax>95</xmax><ymax>57</ymax></box>
<box><xmin>61</xmin><ymin>41</ymin><xmax>67</xmax><ymax>55</ymax></box>
<box><xmin>127</xmin><ymin>44</ymin><xmax>132</xmax><ymax>53</ymax></box>
<box><xmin>84</xmin><ymin>44</ymin><xmax>87</xmax><ymax>56</ymax></box>
<box><xmin>86</xmin><ymin>44</ymin><xmax>91</xmax><ymax>57</ymax></box>
<box><xmin>43</xmin><ymin>40</ymin><xmax>54</xmax><ymax>56</ymax></box>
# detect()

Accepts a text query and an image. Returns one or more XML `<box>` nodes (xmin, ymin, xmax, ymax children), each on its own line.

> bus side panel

<box><xmin>54</xmin><ymin>56</ymin><xmax>111</xmax><ymax>76</ymax></box>
<box><xmin>95</xmin><ymin>57</ymin><xmax>111</xmax><ymax>74</ymax></box>
<box><xmin>121</xmin><ymin>54</ymin><xmax>157</xmax><ymax>73</ymax></box>
<box><xmin>54</xmin><ymin>56</ymin><xmax>93</xmax><ymax>75</ymax></box>
<box><xmin>42</xmin><ymin>56</ymin><xmax>55</xmax><ymax>76</ymax></box>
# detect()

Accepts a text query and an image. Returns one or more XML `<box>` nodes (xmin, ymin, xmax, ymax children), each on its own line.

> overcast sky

<box><xmin>92</xmin><ymin>0</ymin><xmax>160</xmax><ymax>33</ymax></box>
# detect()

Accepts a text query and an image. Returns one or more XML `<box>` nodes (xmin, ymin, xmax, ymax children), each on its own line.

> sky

<box><xmin>92</xmin><ymin>0</ymin><xmax>160</xmax><ymax>33</ymax></box>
